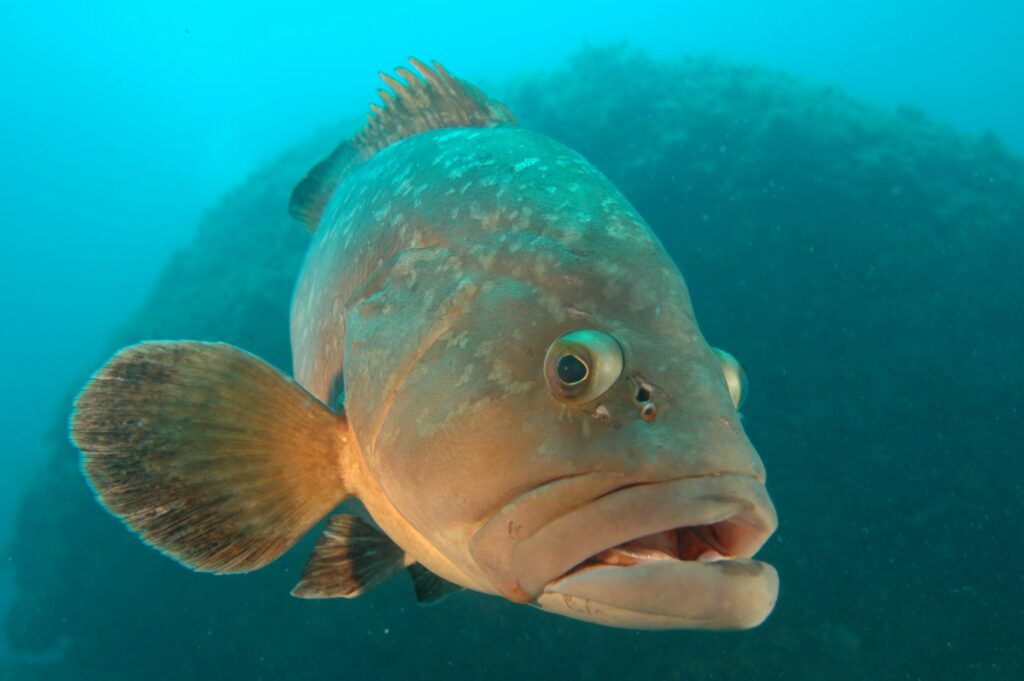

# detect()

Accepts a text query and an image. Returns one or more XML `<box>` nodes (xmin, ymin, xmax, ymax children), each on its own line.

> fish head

<box><xmin>345</xmin><ymin>128</ymin><xmax>777</xmax><ymax>629</ymax></box>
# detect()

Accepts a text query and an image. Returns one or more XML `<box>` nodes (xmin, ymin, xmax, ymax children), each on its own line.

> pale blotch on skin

<box><xmin>468</xmin><ymin>201</ymin><xmax>503</xmax><ymax>230</ymax></box>
<box><xmin>473</xmin><ymin>337</ymin><xmax>498</xmax><ymax>362</ymax></box>
<box><xmin>536</xmin><ymin>291</ymin><xmax>568</xmax><ymax>326</ymax></box>
<box><xmin>444</xmin><ymin>329</ymin><xmax>470</xmax><ymax>352</ymax></box>
<box><xmin>408</xmin><ymin>230</ymin><xmax>428</xmax><ymax>250</ymax></box>
<box><xmin>487</xmin><ymin>360</ymin><xmax>532</xmax><ymax>397</ymax></box>
<box><xmin>472</xmin><ymin>334</ymin><xmax>533</xmax><ymax>397</ymax></box>
<box><xmin>514</xmin><ymin>157</ymin><xmax>540</xmax><ymax>174</ymax></box>
<box><xmin>433</xmin><ymin>129</ymin><xmax>466</xmax><ymax>144</ymax></box>
<box><xmin>454</xmin><ymin>359</ymin><xmax>476</xmax><ymax>387</ymax></box>
<box><xmin>495</xmin><ymin>176</ymin><xmax>516</xmax><ymax>200</ymax></box>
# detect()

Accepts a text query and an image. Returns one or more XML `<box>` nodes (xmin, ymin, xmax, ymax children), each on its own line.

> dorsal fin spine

<box><xmin>394</xmin><ymin>67</ymin><xmax>419</xmax><ymax>89</ymax></box>
<box><xmin>379</xmin><ymin>72</ymin><xmax>404</xmax><ymax>95</ymax></box>
<box><xmin>411</xmin><ymin>57</ymin><xmax>440</xmax><ymax>86</ymax></box>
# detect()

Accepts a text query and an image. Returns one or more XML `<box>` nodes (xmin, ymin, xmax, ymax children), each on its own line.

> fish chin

<box><xmin>537</xmin><ymin>558</ymin><xmax>779</xmax><ymax>630</ymax></box>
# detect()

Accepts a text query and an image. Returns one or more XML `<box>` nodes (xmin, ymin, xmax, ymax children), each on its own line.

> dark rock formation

<box><xmin>5</xmin><ymin>47</ymin><xmax>1022</xmax><ymax>680</ymax></box>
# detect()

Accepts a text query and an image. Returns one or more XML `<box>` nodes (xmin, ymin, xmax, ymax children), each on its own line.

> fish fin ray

<box><xmin>407</xmin><ymin>563</ymin><xmax>464</xmax><ymax>605</ymax></box>
<box><xmin>288</xmin><ymin>140</ymin><xmax>360</xmax><ymax>233</ymax></box>
<box><xmin>356</xmin><ymin>58</ymin><xmax>516</xmax><ymax>156</ymax></box>
<box><xmin>289</xmin><ymin>58</ymin><xmax>516</xmax><ymax>233</ymax></box>
<box><xmin>292</xmin><ymin>514</ymin><xmax>406</xmax><ymax>599</ymax></box>
<box><xmin>71</xmin><ymin>341</ymin><xmax>349</xmax><ymax>574</ymax></box>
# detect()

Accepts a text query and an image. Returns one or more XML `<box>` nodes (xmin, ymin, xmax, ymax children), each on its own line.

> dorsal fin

<box><xmin>355</xmin><ymin>58</ymin><xmax>516</xmax><ymax>157</ymax></box>
<box><xmin>289</xmin><ymin>57</ymin><xmax>517</xmax><ymax>232</ymax></box>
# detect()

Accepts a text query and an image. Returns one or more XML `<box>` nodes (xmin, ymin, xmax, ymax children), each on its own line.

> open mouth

<box><xmin>471</xmin><ymin>472</ymin><xmax>778</xmax><ymax>628</ymax></box>
<box><xmin>515</xmin><ymin>475</ymin><xmax>774</xmax><ymax>597</ymax></box>
<box><xmin>558</xmin><ymin>519</ymin><xmax>749</xmax><ymax>579</ymax></box>
<box><xmin>540</xmin><ymin>489</ymin><xmax>774</xmax><ymax>600</ymax></box>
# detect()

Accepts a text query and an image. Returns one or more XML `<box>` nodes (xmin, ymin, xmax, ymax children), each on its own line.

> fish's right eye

<box><xmin>544</xmin><ymin>329</ymin><xmax>623</xmax><ymax>405</ymax></box>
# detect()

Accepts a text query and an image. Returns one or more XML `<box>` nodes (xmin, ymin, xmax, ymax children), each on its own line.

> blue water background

<box><xmin>1</xmin><ymin>0</ymin><xmax>1021</xmax><ymax>676</ymax></box>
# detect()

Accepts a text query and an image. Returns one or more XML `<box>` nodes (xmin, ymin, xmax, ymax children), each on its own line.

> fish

<box><xmin>70</xmin><ymin>58</ymin><xmax>778</xmax><ymax>630</ymax></box>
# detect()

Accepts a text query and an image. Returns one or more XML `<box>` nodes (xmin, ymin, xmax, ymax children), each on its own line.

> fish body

<box><xmin>71</xmin><ymin>59</ymin><xmax>778</xmax><ymax>629</ymax></box>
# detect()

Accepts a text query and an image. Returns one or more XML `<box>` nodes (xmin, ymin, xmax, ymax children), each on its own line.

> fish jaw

<box><xmin>469</xmin><ymin>473</ymin><xmax>777</xmax><ymax>629</ymax></box>
<box><xmin>536</xmin><ymin>558</ymin><xmax>778</xmax><ymax>630</ymax></box>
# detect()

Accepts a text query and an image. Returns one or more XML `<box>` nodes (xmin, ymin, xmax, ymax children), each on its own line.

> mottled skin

<box><xmin>289</xmin><ymin>125</ymin><xmax>777</xmax><ymax>626</ymax></box>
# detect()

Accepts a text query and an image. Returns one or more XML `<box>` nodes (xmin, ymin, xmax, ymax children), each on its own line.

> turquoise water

<box><xmin>2</xmin><ymin>2</ymin><xmax>1022</xmax><ymax>679</ymax></box>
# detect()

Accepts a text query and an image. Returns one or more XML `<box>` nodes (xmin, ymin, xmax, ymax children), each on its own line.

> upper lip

<box><xmin>470</xmin><ymin>472</ymin><xmax>777</xmax><ymax>602</ymax></box>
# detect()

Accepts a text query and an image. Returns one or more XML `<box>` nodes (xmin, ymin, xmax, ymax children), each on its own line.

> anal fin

<box><xmin>407</xmin><ymin>563</ymin><xmax>463</xmax><ymax>605</ymax></box>
<box><xmin>292</xmin><ymin>514</ymin><xmax>406</xmax><ymax>599</ymax></box>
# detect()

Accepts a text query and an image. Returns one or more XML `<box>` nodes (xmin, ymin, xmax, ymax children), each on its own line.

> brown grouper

<box><xmin>71</xmin><ymin>59</ymin><xmax>778</xmax><ymax>629</ymax></box>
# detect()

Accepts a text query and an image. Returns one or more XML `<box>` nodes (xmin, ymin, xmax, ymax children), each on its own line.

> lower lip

<box><xmin>540</xmin><ymin>557</ymin><xmax>779</xmax><ymax>630</ymax></box>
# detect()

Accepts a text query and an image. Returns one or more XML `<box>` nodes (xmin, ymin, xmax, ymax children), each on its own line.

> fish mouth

<box><xmin>470</xmin><ymin>473</ymin><xmax>777</xmax><ymax>629</ymax></box>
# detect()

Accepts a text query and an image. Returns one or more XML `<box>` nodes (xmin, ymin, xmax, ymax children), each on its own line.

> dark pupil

<box><xmin>557</xmin><ymin>354</ymin><xmax>588</xmax><ymax>385</ymax></box>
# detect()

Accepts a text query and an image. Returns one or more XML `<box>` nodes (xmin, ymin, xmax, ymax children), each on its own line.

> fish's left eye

<box><xmin>712</xmin><ymin>347</ymin><xmax>748</xmax><ymax>410</ymax></box>
<box><xmin>544</xmin><ymin>329</ymin><xmax>623</xmax><ymax>404</ymax></box>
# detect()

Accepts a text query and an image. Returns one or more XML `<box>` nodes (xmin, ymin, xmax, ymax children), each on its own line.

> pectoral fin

<box><xmin>292</xmin><ymin>514</ymin><xmax>406</xmax><ymax>599</ymax></box>
<box><xmin>407</xmin><ymin>563</ymin><xmax>464</xmax><ymax>605</ymax></box>
<box><xmin>71</xmin><ymin>341</ymin><xmax>350</xmax><ymax>575</ymax></box>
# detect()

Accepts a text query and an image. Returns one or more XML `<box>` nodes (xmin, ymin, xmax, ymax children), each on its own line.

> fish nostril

<box><xmin>640</xmin><ymin>402</ymin><xmax>657</xmax><ymax>422</ymax></box>
<box><xmin>636</xmin><ymin>386</ymin><xmax>651</xmax><ymax>403</ymax></box>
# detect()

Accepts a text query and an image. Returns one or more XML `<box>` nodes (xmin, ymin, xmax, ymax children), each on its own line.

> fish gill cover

<box><xmin>4</xmin><ymin>47</ymin><xmax>1023</xmax><ymax>680</ymax></box>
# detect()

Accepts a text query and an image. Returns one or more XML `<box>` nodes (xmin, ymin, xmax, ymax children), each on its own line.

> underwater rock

<box><xmin>6</xmin><ymin>47</ymin><xmax>1022</xmax><ymax>680</ymax></box>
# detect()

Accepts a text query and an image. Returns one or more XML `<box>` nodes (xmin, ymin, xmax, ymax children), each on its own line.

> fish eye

<box><xmin>712</xmin><ymin>348</ymin><xmax>748</xmax><ymax>410</ymax></box>
<box><xmin>556</xmin><ymin>354</ymin><xmax>589</xmax><ymax>385</ymax></box>
<box><xmin>544</xmin><ymin>329</ymin><xmax>623</xmax><ymax>404</ymax></box>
